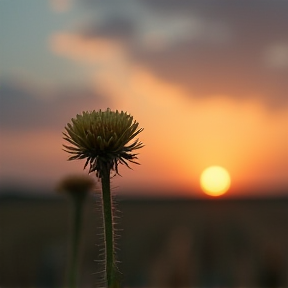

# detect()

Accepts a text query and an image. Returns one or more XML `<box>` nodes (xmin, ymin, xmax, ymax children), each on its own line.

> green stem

<box><xmin>101</xmin><ymin>165</ymin><xmax>118</xmax><ymax>288</ymax></box>
<box><xmin>68</xmin><ymin>192</ymin><xmax>85</xmax><ymax>288</ymax></box>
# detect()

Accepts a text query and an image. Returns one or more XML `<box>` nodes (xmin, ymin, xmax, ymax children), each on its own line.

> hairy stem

<box><xmin>68</xmin><ymin>192</ymin><xmax>85</xmax><ymax>288</ymax></box>
<box><xmin>101</xmin><ymin>165</ymin><xmax>119</xmax><ymax>288</ymax></box>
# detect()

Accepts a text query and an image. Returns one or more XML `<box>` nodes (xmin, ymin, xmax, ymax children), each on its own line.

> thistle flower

<box><xmin>58</xmin><ymin>174</ymin><xmax>95</xmax><ymax>197</ymax></box>
<box><xmin>63</xmin><ymin>108</ymin><xmax>144</xmax><ymax>178</ymax></box>
<box><xmin>62</xmin><ymin>108</ymin><xmax>144</xmax><ymax>288</ymax></box>
<box><xmin>57</xmin><ymin>174</ymin><xmax>95</xmax><ymax>288</ymax></box>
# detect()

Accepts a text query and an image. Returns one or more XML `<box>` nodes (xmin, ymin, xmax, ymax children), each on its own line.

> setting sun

<box><xmin>200</xmin><ymin>166</ymin><xmax>231</xmax><ymax>196</ymax></box>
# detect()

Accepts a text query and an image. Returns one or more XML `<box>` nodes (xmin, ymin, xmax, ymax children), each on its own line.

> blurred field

<box><xmin>0</xmin><ymin>192</ymin><xmax>287</xmax><ymax>287</ymax></box>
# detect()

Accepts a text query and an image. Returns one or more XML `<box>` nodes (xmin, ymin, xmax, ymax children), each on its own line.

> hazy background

<box><xmin>0</xmin><ymin>1</ymin><xmax>288</xmax><ymax>287</ymax></box>
<box><xmin>1</xmin><ymin>196</ymin><xmax>287</xmax><ymax>287</ymax></box>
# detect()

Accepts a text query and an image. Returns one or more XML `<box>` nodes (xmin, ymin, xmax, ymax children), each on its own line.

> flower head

<box><xmin>57</xmin><ymin>174</ymin><xmax>95</xmax><ymax>196</ymax></box>
<box><xmin>63</xmin><ymin>108</ymin><xmax>144</xmax><ymax>178</ymax></box>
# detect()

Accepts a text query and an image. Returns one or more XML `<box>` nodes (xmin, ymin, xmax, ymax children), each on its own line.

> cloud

<box><xmin>78</xmin><ymin>1</ymin><xmax>232</xmax><ymax>50</ymax></box>
<box><xmin>0</xmin><ymin>78</ymin><xmax>110</xmax><ymax>131</ymax></box>
<box><xmin>48</xmin><ymin>0</ymin><xmax>288</xmax><ymax>110</ymax></box>
<box><xmin>49</xmin><ymin>0</ymin><xmax>72</xmax><ymax>13</ymax></box>
<box><xmin>81</xmin><ymin>17</ymin><xmax>136</xmax><ymax>41</ymax></box>
<box><xmin>264</xmin><ymin>43</ymin><xmax>288</xmax><ymax>68</ymax></box>
<box><xmin>49</xmin><ymin>32</ymin><xmax>127</xmax><ymax>65</ymax></box>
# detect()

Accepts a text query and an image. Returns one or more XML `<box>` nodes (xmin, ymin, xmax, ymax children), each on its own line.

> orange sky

<box><xmin>1</xmin><ymin>0</ymin><xmax>287</xmax><ymax>198</ymax></box>
<box><xmin>1</xmin><ymin>68</ymin><xmax>286</xmax><ymax>198</ymax></box>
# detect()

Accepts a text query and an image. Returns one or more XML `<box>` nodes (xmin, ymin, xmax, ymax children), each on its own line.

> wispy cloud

<box><xmin>49</xmin><ymin>32</ymin><xmax>128</xmax><ymax>65</ymax></box>
<box><xmin>264</xmin><ymin>43</ymin><xmax>288</xmax><ymax>69</ymax></box>
<box><xmin>49</xmin><ymin>0</ymin><xmax>72</xmax><ymax>13</ymax></box>
<box><xmin>0</xmin><ymin>78</ymin><xmax>110</xmax><ymax>131</ymax></box>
